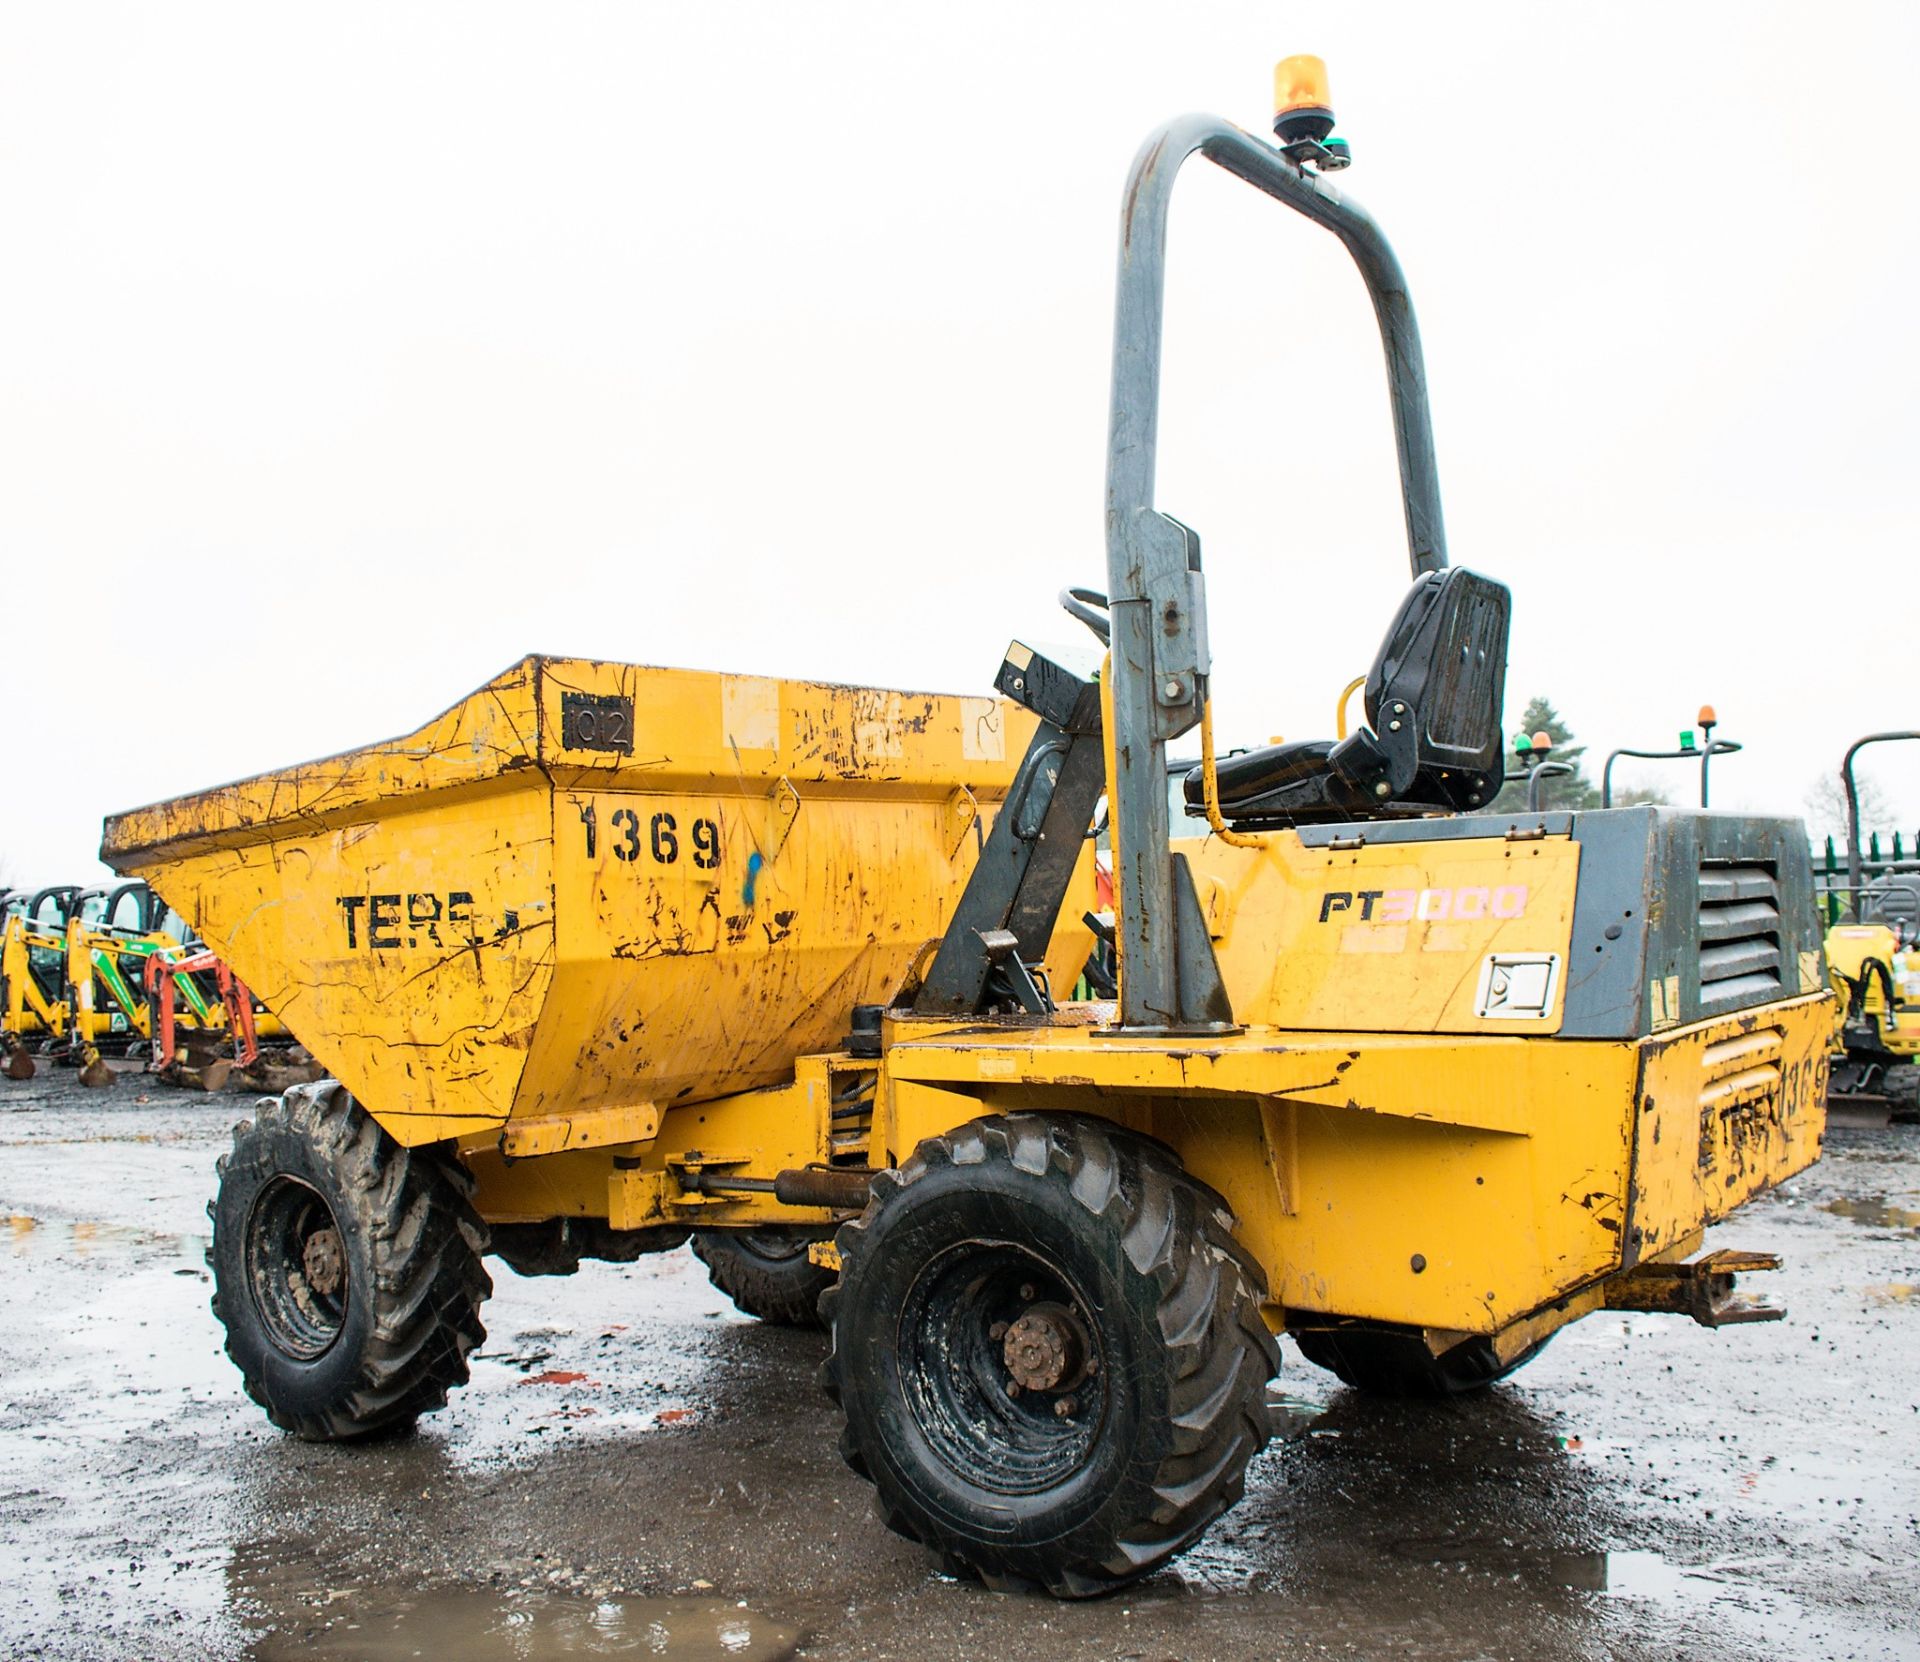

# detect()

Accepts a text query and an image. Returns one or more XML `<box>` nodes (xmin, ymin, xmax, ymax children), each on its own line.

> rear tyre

<box><xmin>692</xmin><ymin>1229</ymin><xmax>835</xmax><ymax>1328</ymax></box>
<box><xmin>1292</xmin><ymin>1325</ymin><xmax>1550</xmax><ymax>1398</ymax></box>
<box><xmin>822</xmin><ymin>1113</ymin><xmax>1278</xmax><ymax>1597</ymax></box>
<box><xmin>210</xmin><ymin>1080</ymin><xmax>491</xmax><ymax>1440</ymax></box>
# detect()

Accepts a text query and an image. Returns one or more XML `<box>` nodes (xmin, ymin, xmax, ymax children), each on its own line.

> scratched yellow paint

<box><xmin>1628</xmin><ymin>997</ymin><xmax>1830</xmax><ymax>1259</ymax></box>
<box><xmin>117</xmin><ymin>772</ymin><xmax>555</xmax><ymax>1136</ymax></box>
<box><xmin>103</xmin><ymin>656</ymin><xmax>1077</xmax><ymax>1142</ymax></box>
<box><xmin>1180</xmin><ymin>828</ymin><xmax>1580</xmax><ymax>1033</ymax></box>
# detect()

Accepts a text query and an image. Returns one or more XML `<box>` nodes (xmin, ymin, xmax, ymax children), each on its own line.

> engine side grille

<box><xmin>1698</xmin><ymin>860</ymin><xmax>1782</xmax><ymax>1009</ymax></box>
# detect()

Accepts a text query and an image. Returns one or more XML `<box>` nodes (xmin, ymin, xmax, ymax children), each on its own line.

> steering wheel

<box><xmin>1059</xmin><ymin>586</ymin><xmax>1111</xmax><ymax>647</ymax></box>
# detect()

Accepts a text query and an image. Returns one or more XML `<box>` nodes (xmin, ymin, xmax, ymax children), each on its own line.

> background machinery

<box><xmin>1820</xmin><ymin>731</ymin><xmax>1920</xmax><ymax>1111</ymax></box>
<box><xmin>1600</xmin><ymin>706</ymin><xmax>1744</xmax><ymax>809</ymax></box>
<box><xmin>0</xmin><ymin>879</ymin><xmax>315</xmax><ymax>1088</ymax></box>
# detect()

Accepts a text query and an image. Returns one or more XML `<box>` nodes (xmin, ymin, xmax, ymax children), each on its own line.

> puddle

<box><xmin>245</xmin><ymin>1589</ymin><xmax>798</xmax><ymax>1661</ymax></box>
<box><xmin>1393</xmin><ymin>1535</ymin><xmax>1609</xmax><ymax>1588</ymax></box>
<box><xmin>1594</xmin><ymin>1547</ymin><xmax>1844</xmax><ymax>1635</ymax></box>
<box><xmin>1863</xmin><ymin>1282</ymin><xmax>1917</xmax><ymax>1305</ymax></box>
<box><xmin>1601</xmin><ymin>1547</ymin><xmax>1731</xmax><ymax>1599</ymax></box>
<box><xmin>1265</xmin><ymin>1392</ymin><xmax>1327</xmax><ymax>1439</ymax></box>
<box><xmin>5</xmin><ymin>1210</ymin><xmax>206</xmax><ymax>1261</ymax></box>
<box><xmin>1821</xmin><ymin>1195</ymin><xmax>1920</xmax><ymax>1231</ymax></box>
<box><xmin>1387</xmin><ymin>1536</ymin><xmax>1887</xmax><ymax>1648</ymax></box>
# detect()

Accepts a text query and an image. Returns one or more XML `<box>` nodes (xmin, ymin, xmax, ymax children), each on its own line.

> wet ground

<box><xmin>2</xmin><ymin>1065</ymin><xmax>1915</xmax><ymax>1662</ymax></box>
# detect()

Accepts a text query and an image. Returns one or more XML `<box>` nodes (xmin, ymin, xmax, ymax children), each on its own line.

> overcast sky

<box><xmin>4</xmin><ymin>4</ymin><xmax>1917</xmax><ymax>887</ymax></box>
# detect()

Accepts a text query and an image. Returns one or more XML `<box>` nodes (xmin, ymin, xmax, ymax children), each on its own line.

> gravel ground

<box><xmin>1</xmin><ymin>1064</ymin><xmax>1914</xmax><ymax>1661</ymax></box>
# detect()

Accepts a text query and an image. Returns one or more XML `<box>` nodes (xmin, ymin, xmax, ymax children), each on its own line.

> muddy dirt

<box><xmin>2</xmin><ymin>1064</ymin><xmax>1915</xmax><ymax>1660</ymax></box>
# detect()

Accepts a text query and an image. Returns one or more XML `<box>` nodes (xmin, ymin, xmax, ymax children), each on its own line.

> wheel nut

<box><xmin>1019</xmin><ymin>1284</ymin><xmax>1035</xmax><ymax>1301</ymax></box>
<box><xmin>1002</xmin><ymin>1307</ymin><xmax>1078</xmax><ymax>1393</ymax></box>
<box><xmin>302</xmin><ymin>1227</ymin><xmax>345</xmax><ymax>1297</ymax></box>
<box><xmin>988</xmin><ymin>1321</ymin><xmax>1008</xmax><ymax>1341</ymax></box>
<box><xmin>1006</xmin><ymin>1382</ymin><xmax>1021</xmax><ymax>1399</ymax></box>
<box><xmin>1053</xmin><ymin>1397</ymin><xmax>1076</xmax><ymax>1418</ymax></box>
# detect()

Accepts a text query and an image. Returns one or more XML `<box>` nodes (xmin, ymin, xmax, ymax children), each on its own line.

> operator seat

<box><xmin>1184</xmin><ymin>566</ymin><xmax>1510</xmax><ymax>828</ymax></box>
<box><xmin>1862</xmin><ymin>877</ymin><xmax>1920</xmax><ymax>939</ymax></box>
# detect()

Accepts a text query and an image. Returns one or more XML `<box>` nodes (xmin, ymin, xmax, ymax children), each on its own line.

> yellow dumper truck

<box><xmin>103</xmin><ymin>64</ymin><xmax>1829</xmax><ymax>1598</ymax></box>
<box><xmin>1822</xmin><ymin>731</ymin><xmax>1920</xmax><ymax>1107</ymax></box>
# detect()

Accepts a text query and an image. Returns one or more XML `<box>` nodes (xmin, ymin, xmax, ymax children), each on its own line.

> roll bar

<box><xmin>1600</xmin><ymin>740</ymin><xmax>1743</xmax><ymax>809</ymax></box>
<box><xmin>1103</xmin><ymin>114</ymin><xmax>1448</xmax><ymax>1029</ymax></box>
<box><xmin>1842</xmin><ymin>732</ymin><xmax>1920</xmax><ymax>917</ymax></box>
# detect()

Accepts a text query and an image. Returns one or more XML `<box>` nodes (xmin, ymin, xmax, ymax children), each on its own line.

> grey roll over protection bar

<box><xmin>1101</xmin><ymin>113</ymin><xmax>1449</xmax><ymax>1030</ymax></box>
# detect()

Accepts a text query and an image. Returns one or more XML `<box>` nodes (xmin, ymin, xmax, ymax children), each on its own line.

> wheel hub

<box><xmin>302</xmin><ymin>1227</ymin><xmax>344</xmax><ymax>1297</ymax></box>
<box><xmin>1001</xmin><ymin>1303</ymin><xmax>1082</xmax><ymax>1393</ymax></box>
<box><xmin>245</xmin><ymin>1174</ymin><xmax>349</xmax><ymax>1361</ymax></box>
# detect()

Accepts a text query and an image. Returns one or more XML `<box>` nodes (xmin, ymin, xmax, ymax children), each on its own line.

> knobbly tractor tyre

<box><xmin>692</xmin><ymin>1229</ymin><xmax>835</xmax><ymax>1328</ymax></box>
<box><xmin>823</xmin><ymin>1113</ymin><xmax>1279</xmax><ymax>1597</ymax></box>
<box><xmin>209</xmin><ymin>1080</ymin><xmax>491</xmax><ymax>1441</ymax></box>
<box><xmin>1292</xmin><ymin>1325</ymin><xmax>1551</xmax><ymax>1398</ymax></box>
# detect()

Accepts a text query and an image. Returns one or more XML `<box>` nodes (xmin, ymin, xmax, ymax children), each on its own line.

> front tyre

<box><xmin>823</xmin><ymin>1114</ymin><xmax>1278</xmax><ymax>1597</ymax></box>
<box><xmin>210</xmin><ymin>1080</ymin><xmax>491</xmax><ymax>1440</ymax></box>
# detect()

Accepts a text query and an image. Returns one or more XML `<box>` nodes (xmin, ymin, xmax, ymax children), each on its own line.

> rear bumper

<box><xmin>1621</xmin><ymin>991</ymin><xmax>1829</xmax><ymax>1266</ymax></box>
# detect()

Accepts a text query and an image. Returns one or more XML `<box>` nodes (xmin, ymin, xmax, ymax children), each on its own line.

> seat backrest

<box><xmin>1364</xmin><ymin>567</ymin><xmax>1510</xmax><ymax>794</ymax></box>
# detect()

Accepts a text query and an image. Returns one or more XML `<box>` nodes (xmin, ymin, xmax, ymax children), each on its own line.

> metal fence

<box><xmin>1815</xmin><ymin>833</ymin><xmax>1920</xmax><ymax>928</ymax></box>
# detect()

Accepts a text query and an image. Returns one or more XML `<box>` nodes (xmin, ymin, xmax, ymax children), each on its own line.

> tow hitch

<box><xmin>1604</xmin><ymin>1250</ymin><xmax>1784</xmax><ymax>1327</ymax></box>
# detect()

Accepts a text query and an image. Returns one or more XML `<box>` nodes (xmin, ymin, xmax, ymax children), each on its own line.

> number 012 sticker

<box><xmin>559</xmin><ymin>692</ymin><xmax>633</xmax><ymax>754</ymax></box>
<box><xmin>577</xmin><ymin>802</ymin><xmax>720</xmax><ymax>869</ymax></box>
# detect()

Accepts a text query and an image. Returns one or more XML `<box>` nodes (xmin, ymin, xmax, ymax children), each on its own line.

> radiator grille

<box><xmin>1697</xmin><ymin>860</ymin><xmax>1783</xmax><ymax>1009</ymax></box>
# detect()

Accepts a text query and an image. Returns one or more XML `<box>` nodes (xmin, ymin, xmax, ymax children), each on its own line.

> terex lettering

<box><xmin>336</xmin><ymin>890</ymin><xmax>492</xmax><ymax>950</ymax></box>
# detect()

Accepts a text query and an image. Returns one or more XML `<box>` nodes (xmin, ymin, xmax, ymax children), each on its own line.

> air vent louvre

<box><xmin>1697</xmin><ymin>860</ymin><xmax>1782</xmax><ymax>1009</ymax></box>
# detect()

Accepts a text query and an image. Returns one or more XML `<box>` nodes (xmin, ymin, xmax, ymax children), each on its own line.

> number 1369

<box><xmin>578</xmin><ymin>803</ymin><xmax>720</xmax><ymax>869</ymax></box>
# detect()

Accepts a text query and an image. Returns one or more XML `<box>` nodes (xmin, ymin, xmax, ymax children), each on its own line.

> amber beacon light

<box><xmin>1273</xmin><ymin>54</ymin><xmax>1335</xmax><ymax>142</ymax></box>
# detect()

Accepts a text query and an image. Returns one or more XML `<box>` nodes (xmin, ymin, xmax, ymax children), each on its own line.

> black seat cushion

<box><xmin>1182</xmin><ymin>740</ymin><xmax>1395</xmax><ymax>826</ymax></box>
<box><xmin>1206</xmin><ymin>740</ymin><xmax>1334</xmax><ymax>803</ymax></box>
<box><xmin>1181</xmin><ymin>566</ymin><xmax>1511</xmax><ymax>830</ymax></box>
